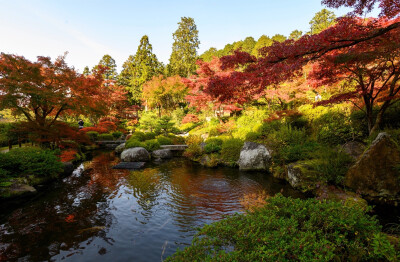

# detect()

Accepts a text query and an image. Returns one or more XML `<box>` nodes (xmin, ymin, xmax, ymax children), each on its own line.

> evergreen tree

<box><xmin>168</xmin><ymin>17</ymin><xmax>200</xmax><ymax>77</ymax></box>
<box><xmin>309</xmin><ymin>9</ymin><xmax>336</xmax><ymax>34</ymax></box>
<box><xmin>119</xmin><ymin>35</ymin><xmax>163</xmax><ymax>105</ymax></box>
<box><xmin>271</xmin><ymin>34</ymin><xmax>287</xmax><ymax>43</ymax></box>
<box><xmin>82</xmin><ymin>66</ymin><xmax>90</xmax><ymax>76</ymax></box>
<box><xmin>200</xmin><ymin>47</ymin><xmax>218</xmax><ymax>62</ymax></box>
<box><xmin>92</xmin><ymin>54</ymin><xmax>118</xmax><ymax>80</ymax></box>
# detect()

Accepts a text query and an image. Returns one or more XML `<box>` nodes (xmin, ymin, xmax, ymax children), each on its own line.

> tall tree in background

<box><xmin>119</xmin><ymin>35</ymin><xmax>163</xmax><ymax>105</ymax></box>
<box><xmin>168</xmin><ymin>17</ymin><xmax>200</xmax><ymax>77</ymax></box>
<box><xmin>92</xmin><ymin>54</ymin><xmax>118</xmax><ymax>80</ymax></box>
<box><xmin>252</xmin><ymin>35</ymin><xmax>273</xmax><ymax>57</ymax></box>
<box><xmin>83</xmin><ymin>66</ymin><xmax>90</xmax><ymax>76</ymax></box>
<box><xmin>309</xmin><ymin>8</ymin><xmax>337</xmax><ymax>34</ymax></box>
<box><xmin>289</xmin><ymin>30</ymin><xmax>303</xmax><ymax>40</ymax></box>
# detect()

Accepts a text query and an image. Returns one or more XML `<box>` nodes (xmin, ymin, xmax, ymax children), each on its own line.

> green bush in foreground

<box><xmin>167</xmin><ymin>194</ymin><xmax>397</xmax><ymax>262</ymax></box>
<box><xmin>0</xmin><ymin>148</ymin><xmax>63</xmax><ymax>181</ymax></box>
<box><xmin>143</xmin><ymin>139</ymin><xmax>160</xmax><ymax>151</ymax></box>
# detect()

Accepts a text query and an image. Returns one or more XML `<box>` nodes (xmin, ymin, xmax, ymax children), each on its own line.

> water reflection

<box><xmin>0</xmin><ymin>152</ymin><xmax>304</xmax><ymax>262</ymax></box>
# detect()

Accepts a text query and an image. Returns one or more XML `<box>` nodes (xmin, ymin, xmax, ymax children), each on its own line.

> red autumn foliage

<box><xmin>60</xmin><ymin>149</ymin><xmax>78</xmax><ymax>162</ymax></box>
<box><xmin>308</xmin><ymin>17</ymin><xmax>400</xmax><ymax>134</ymax></box>
<box><xmin>80</xmin><ymin>126</ymin><xmax>108</xmax><ymax>134</ymax></box>
<box><xmin>97</xmin><ymin>121</ymin><xmax>117</xmax><ymax>132</ymax></box>
<box><xmin>65</xmin><ymin>214</ymin><xmax>75</xmax><ymax>223</ymax></box>
<box><xmin>181</xmin><ymin>114</ymin><xmax>200</xmax><ymax>124</ymax></box>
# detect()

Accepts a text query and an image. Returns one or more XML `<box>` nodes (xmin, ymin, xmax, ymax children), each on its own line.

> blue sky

<box><xmin>0</xmin><ymin>0</ymin><xmax>378</xmax><ymax>72</ymax></box>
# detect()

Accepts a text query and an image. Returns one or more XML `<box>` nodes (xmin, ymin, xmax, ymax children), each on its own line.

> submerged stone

<box><xmin>112</xmin><ymin>162</ymin><xmax>146</xmax><ymax>170</ymax></box>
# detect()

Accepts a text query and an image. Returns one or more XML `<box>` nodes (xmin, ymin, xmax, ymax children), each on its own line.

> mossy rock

<box><xmin>286</xmin><ymin>161</ymin><xmax>323</xmax><ymax>192</ymax></box>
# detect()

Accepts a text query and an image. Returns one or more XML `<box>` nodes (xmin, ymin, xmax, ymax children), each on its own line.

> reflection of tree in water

<box><xmin>0</xmin><ymin>152</ymin><xmax>125</xmax><ymax>261</ymax></box>
<box><xmin>86</xmin><ymin>152</ymin><xmax>129</xmax><ymax>194</ymax></box>
<box><xmin>126</xmin><ymin>168</ymin><xmax>162</xmax><ymax>213</ymax></box>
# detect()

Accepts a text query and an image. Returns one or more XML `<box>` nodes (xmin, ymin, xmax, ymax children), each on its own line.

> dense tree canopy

<box><xmin>309</xmin><ymin>8</ymin><xmax>337</xmax><ymax>34</ymax></box>
<box><xmin>0</xmin><ymin>53</ymin><xmax>108</xmax><ymax>129</ymax></box>
<box><xmin>168</xmin><ymin>17</ymin><xmax>200</xmax><ymax>77</ymax></box>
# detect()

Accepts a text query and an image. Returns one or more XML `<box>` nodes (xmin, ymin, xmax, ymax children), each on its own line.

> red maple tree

<box><xmin>0</xmin><ymin>53</ymin><xmax>114</xmax><ymax>144</ymax></box>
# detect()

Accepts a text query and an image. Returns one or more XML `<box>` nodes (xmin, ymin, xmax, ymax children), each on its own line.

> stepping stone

<box><xmin>112</xmin><ymin>162</ymin><xmax>146</xmax><ymax>170</ymax></box>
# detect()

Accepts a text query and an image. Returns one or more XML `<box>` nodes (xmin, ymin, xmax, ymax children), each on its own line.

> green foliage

<box><xmin>119</xmin><ymin>35</ymin><xmax>163</xmax><ymax>104</ymax></box>
<box><xmin>156</xmin><ymin>135</ymin><xmax>173</xmax><ymax>145</ymax></box>
<box><xmin>143</xmin><ymin>132</ymin><xmax>156</xmax><ymax>140</ymax></box>
<box><xmin>92</xmin><ymin>54</ymin><xmax>118</xmax><ymax>80</ymax></box>
<box><xmin>139</xmin><ymin>111</ymin><xmax>159</xmax><ymax>132</ymax></box>
<box><xmin>143</xmin><ymin>139</ymin><xmax>160</xmax><ymax>151</ymax></box>
<box><xmin>220</xmin><ymin>138</ymin><xmax>244</xmax><ymax>166</ymax></box>
<box><xmin>125</xmin><ymin>139</ymin><xmax>144</xmax><ymax>149</ymax></box>
<box><xmin>179</xmin><ymin>122</ymin><xmax>202</xmax><ymax>132</ymax></box>
<box><xmin>97</xmin><ymin>133</ymin><xmax>114</xmax><ymax>141</ymax></box>
<box><xmin>169</xmin><ymin>17</ymin><xmax>200</xmax><ymax>77</ymax></box>
<box><xmin>130</xmin><ymin>131</ymin><xmax>147</xmax><ymax>142</ymax></box>
<box><xmin>86</xmin><ymin>131</ymin><xmax>99</xmax><ymax>141</ymax></box>
<box><xmin>309</xmin><ymin>8</ymin><xmax>336</xmax><ymax>34</ymax></box>
<box><xmin>270</xmin><ymin>125</ymin><xmax>308</xmax><ymax>147</ymax></box>
<box><xmin>112</xmin><ymin>131</ymin><xmax>123</xmax><ymax>139</ymax></box>
<box><xmin>156</xmin><ymin>116</ymin><xmax>177</xmax><ymax>134</ymax></box>
<box><xmin>304</xmin><ymin>146</ymin><xmax>354</xmax><ymax>185</ymax></box>
<box><xmin>167</xmin><ymin>194</ymin><xmax>395</xmax><ymax>261</ymax></box>
<box><xmin>279</xmin><ymin>141</ymin><xmax>319</xmax><ymax>163</ymax></box>
<box><xmin>233</xmin><ymin>108</ymin><xmax>268</xmax><ymax>140</ymax></box>
<box><xmin>245</xmin><ymin>131</ymin><xmax>261</xmax><ymax>141</ymax></box>
<box><xmin>204</xmin><ymin>138</ymin><xmax>222</xmax><ymax>153</ymax></box>
<box><xmin>0</xmin><ymin>148</ymin><xmax>63</xmax><ymax>181</ymax></box>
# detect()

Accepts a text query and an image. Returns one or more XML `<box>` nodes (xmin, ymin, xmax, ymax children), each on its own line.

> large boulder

<box><xmin>152</xmin><ymin>149</ymin><xmax>173</xmax><ymax>159</ymax></box>
<box><xmin>345</xmin><ymin>132</ymin><xmax>400</xmax><ymax>201</ymax></box>
<box><xmin>120</xmin><ymin>147</ymin><xmax>150</xmax><ymax>162</ymax></box>
<box><xmin>316</xmin><ymin>185</ymin><xmax>368</xmax><ymax>210</ymax></box>
<box><xmin>115</xmin><ymin>143</ymin><xmax>126</xmax><ymax>154</ymax></box>
<box><xmin>238</xmin><ymin>142</ymin><xmax>272</xmax><ymax>171</ymax></box>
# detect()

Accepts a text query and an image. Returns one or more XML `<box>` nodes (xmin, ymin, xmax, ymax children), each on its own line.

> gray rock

<box><xmin>341</xmin><ymin>141</ymin><xmax>366</xmax><ymax>160</ymax></box>
<box><xmin>238</xmin><ymin>142</ymin><xmax>272</xmax><ymax>170</ymax></box>
<box><xmin>345</xmin><ymin>132</ymin><xmax>400</xmax><ymax>202</ymax></box>
<box><xmin>112</xmin><ymin>162</ymin><xmax>146</xmax><ymax>170</ymax></box>
<box><xmin>115</xmin><ymin>143</ymin><xmax>126</xmax><ymax>154</ymax></box>
<box><xmin>152</xmin><ymin>149</ymin><xmax>173</xmax><ymax>159</ymax></box>
<box><xmin>120</xmin><ymin>147</ymin><xmax>150</xmax><ymax>162</ymax></box>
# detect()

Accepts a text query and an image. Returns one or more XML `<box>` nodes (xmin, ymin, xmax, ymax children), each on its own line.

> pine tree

<box><xmin>119</xmin><ymin>35</ymin><xmax>163</xmax><ymax>105</ymax></box>
<box><xmin>168</xmin><ymin>17</ymin><xmax>200</xmax><ymax>77</ymax></box>
<box><xmin>309</xmin><ymin>9</ymin><xmax>336</xmax><ymax>34</ymax></box>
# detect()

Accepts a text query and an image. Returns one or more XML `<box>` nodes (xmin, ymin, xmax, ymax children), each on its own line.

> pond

<box><xmin>0</xmin><ymin>151</ymin><xmax>304</xmax><ymax>261</ymax></box>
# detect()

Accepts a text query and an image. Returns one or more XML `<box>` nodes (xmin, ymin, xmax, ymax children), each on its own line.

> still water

<box><xmin>0</xmin><ymin>152</ymin><xmax>304</xmax><ymax>262</ymax></box>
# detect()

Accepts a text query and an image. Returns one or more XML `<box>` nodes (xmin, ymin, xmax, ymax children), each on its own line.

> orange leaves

<box><xmin>60</xmin><ymin>149</ymin><xmax>78</xmax><ymax>163</ymax></box>
<box><xmin>65</xmin><ymin>214</ymin><xmax>75</xmax><ymax>223</ymax></box>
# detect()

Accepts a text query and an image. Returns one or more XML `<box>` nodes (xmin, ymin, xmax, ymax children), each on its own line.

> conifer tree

<box><xmin>119</xmin><ymin>35</ymin><xmax>163</xmax><ymax>104</ymax></box>
<box><xmin>168</xmin><ymin>17</ymin><xmax>200</xmax><ymax>77</ymax></box>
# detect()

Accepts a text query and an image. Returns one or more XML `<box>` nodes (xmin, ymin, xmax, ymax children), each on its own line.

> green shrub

<box><xmin>245</xmin><ymin>131</ymin><xmax>261</xmax><ymax>141</ymax></box>
<box><xmin>204</xmin><ymin>142</ymin><xmax>221</xmax><ymax>154</ymax></box>
<box><xmin>183</xmin><ymin>145</ymin><xmax>203</xmax><ymax>159</ymax></box>
<box><xmin>131</xmin><ymin>131</ymin><xmax>146</xmax><ymax>141</ymax></box>
<box><xmin>259</xmin><ymin>120</ymin><xmax>282</xmax><ymax>136</ymax></box>
<box><xmin>170</xmin><ymin>135</ymin><xmax>185</xmax><ymax>145</ymax></box>
<box><xmin>98</xmin><ymin>133</ymin><xmax>114</xmax><ymax>140</ymax></box>
<box><xmin>125</xmin><ymin>139</ymin><xmax>144</xmax><ymax>149</ymax></box>
<box><xmin>143</xmin><ymin>132</ymin><xmax>156</xmax><ymax>140</ymax></box>
<box><xmin>180</xmin><ymin>122</ymin><xmax>202</xmax><ymax>132</ymax></box>
<box><xmin>156</xmin><ymin>135</ymin><xmax>173</xmax><ymax>145</ymax></box>
<box><xmin>270</xmin><ymin>124</ymin><xmax>308</xmax><ymax>148</ymax></box>
<box><xmin>205</xmin><ymin>137</ymin><xmax>223</xmax><ymax>146</ymax></box>
<box><xmin>112</xmin><ymin>131</ymin><xmax>123</xmax><ymax>139</ymax></box>
<box><xmin>279</xmin><ymin>141</ymin><xmax>319</xmax><ymax>163</ymax></box>
<box><xmin>305</xmin><ymin>146</ymin><xmax>354</xmax><ymax>185</ymax></box>
<box><xmin>143</xmin><ymin>139</ymin><xmax>160</xmax><ymax>151</ymax></box>
<box><xmin>0</xmin><ymin>148</ymin><xmax>63</xmax><ymax>180</ymax></box>
<box><xmin>167</xmin><ymin>194</ymin><xmax>396</xmax><ymax>261</ymax></box>
<box><xmin>220</xmin><ymin>138</ymin><xmax>244</xmax><ymax>166</ymax></box>
<box><xmin>185</xmin><ymin>135</ymin><xmax>203</xmax><ymax>146</ymax></box>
